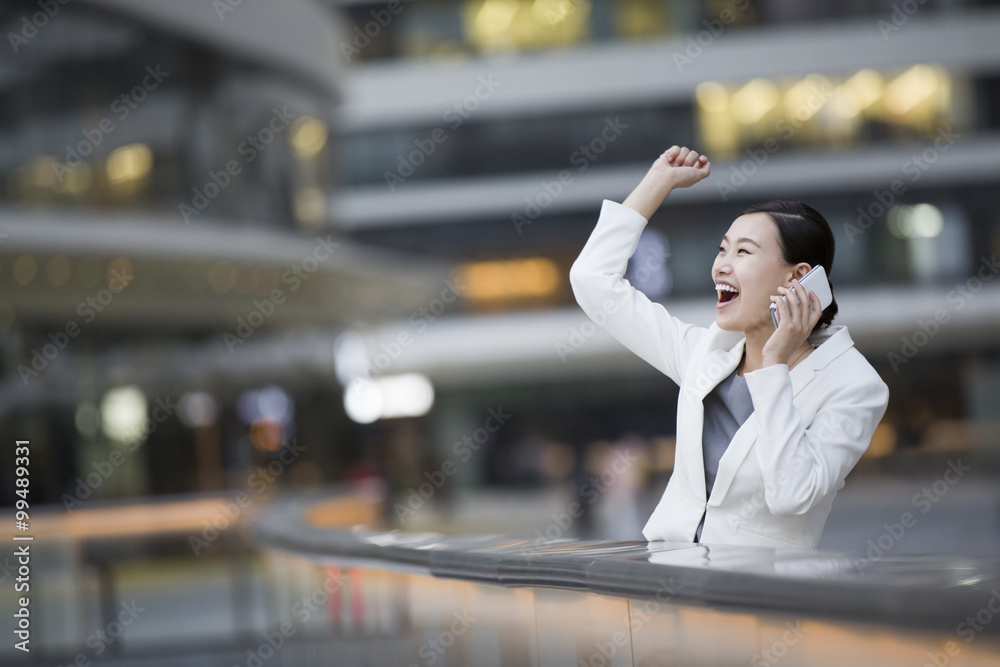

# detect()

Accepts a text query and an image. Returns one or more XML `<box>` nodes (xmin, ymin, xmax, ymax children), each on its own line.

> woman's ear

<box><xmin>792</xmin><ymin>263</ymin><xmax>812</xmax><ymax>280</ymax></box>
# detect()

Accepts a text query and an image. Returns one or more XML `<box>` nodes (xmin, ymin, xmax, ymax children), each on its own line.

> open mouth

<box><xmin>716</xmin><ymin>286</ymin><xmax>740</xmax><ymax>307</ymax></box>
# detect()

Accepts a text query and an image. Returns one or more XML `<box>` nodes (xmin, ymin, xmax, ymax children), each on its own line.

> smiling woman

<box><xmin>712</xmin><ymin>198</ymin><xmax>841</xmax><ymax>379</ymax></box>
<box><xmin>568</xmin><ymin>145</ymin><xmax>889</xmax><ymax>548</ymax></box>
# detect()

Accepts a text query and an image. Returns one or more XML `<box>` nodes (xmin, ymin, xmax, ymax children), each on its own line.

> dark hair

<box><xmin>740</xmin><ymin>200</ymin><xmax>838</xmax><ymax>332</ymax></box>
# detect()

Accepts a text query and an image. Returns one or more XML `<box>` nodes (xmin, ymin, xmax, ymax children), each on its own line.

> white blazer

<box><xmin>569</xmin><ymin>200</ymin><xmax>890</xmax><ymax>549</ymax></box>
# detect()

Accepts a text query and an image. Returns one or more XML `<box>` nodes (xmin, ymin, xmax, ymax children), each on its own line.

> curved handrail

<box><xmin>251</xmin><ymin>495</ymin><xmax>1000</xmax><ymax>636</ymax></box>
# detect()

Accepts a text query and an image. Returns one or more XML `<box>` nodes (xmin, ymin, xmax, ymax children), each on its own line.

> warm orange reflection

<box><xmin>454</xmin><ymin>256</ymin><xmax>560</xmax><ymax>302</ymax></box>
<box><xmin>305</xmin><ymin>494</ymin><xmax>383</xmax><ymax>530</ymax></box>
<box><xmin>32</xmin><ymin>493</ymin><xmax>384</xmax><ymax>540</ymax></box>
<box><xmin>32</xmin><ymin>497</ymin><xmax>255</xmax><ymax>539</ymax></box>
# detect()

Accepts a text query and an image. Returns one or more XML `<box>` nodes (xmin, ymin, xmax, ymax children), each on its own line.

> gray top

<box><xmin>695</xmin><ymin>367</ymin><xmax>755</xmax><ymax>542</ymax></box>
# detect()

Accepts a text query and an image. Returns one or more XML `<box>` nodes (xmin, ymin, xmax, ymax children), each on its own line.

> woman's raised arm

<box><xmin>568</xmin><ymin>147</ymin><xmax>712</xmax><ymax>386</ymax></box>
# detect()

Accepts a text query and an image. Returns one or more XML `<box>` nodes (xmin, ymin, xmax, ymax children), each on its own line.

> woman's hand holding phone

<box><xmin>762</xmin><ymin>278</ymin><xmax>823</xmax><ymax>368</ymax></box>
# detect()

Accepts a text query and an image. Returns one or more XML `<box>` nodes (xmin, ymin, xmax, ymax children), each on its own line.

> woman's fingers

<box><xmin>662</xmin><ymin>146</ymin><xmax>709</xmax><ymax>167</ymax></box>
<box><xmin>777</xmin><ymin>280</ymin><xmax>822</xmax><ymax>330</ymax></box>
<box><xmin>787</xmin><ymin>281</ymin><xmax>805</xmax><ymax>323</ymax></box>
<box><xmin>794</xmin><ymin>282</ymin><xmax>809</xmax><ymax>325</ymax></box>
<box><xmin>657</xmin><ymin>147</ymin><xmax>711</xmax><ymax>188</ymax></box>
<box><xmin>682</xmin><ymin>150</ymin><xmax>701</xmax><ymax>167</ymax></box>
<box><xmin>774</xmin><ymin>285</ymin><xmax>798</xmax><ymax>328</ymax></box>
<box><xmin>808</xmin><ymin>290</ymin><xmax>822</xmax><ymax>325</ymax></box>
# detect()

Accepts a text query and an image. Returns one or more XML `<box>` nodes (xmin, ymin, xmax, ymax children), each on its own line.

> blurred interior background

<box><xmin>2</xmin><ymin>0</ymin><xmax>1000</xmax><ymax>662</ymax></box>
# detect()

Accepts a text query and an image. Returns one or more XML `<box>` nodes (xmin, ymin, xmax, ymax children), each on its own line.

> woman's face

<box><xmin>712</xmin><ymin>213</ymin><xmax>807</xmax><ymax>333</ymax></box>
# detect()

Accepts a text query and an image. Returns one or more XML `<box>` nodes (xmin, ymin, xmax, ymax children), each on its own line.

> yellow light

<box><xmin>844</xmin><ymin>69</ymin><xmax>884</xmax><ymax>110</ymax></box>
<box><xmin>474</xmin><ymin>0</ymin><xmax>521</xmax><ymax>37</ymax></box>
<box><xmin>831</xmin><ymin>87</ymin><xmax>860</xmax><ymax>120</ymax></box>
<box><xmin>105</xmin><ymin>257</ymin><xmax>134</xmax><ymax>290</ymax></box>
<box><xmin>864</xmin><ymin>422</ymin><xmax>897</xmax><ymax>458</ymax></box>
<box><xmin>782</xmin><ymin>74</ymin><xmax>832</xmax><ymax>123</ymax></box>
<box><xmin>293</xmin><ymin>187</ymin><xmax>326</xmax><ymax>226</ymax></box>
<box><xmin>106</xmin><ymin>143</ymin><xmax>153</xmax><ymax>186</ymax></box>
<box><xmin>696</xmin><ymin>81</ymin><xmax>728</xmax><ymax>114</ymax></box>
<box><xmin>832</xmin><ymin>69</ymin><xmax>884</xmax><ymax>120</ymax></box>
<box><xmin>456</xmin><ymin>257</ymin><xmax>560</xmax><ymax>301</ymax></box>
<box><xmin>464</xmin><ymin>0</ymin><xmax>588</xmax><ymax>52</ymax></box>
<box><xmin>530</xmin><ymin>0</ymin><xmax>576</xmax><ymax>27</ymax></box>
<box><xmin>615</xmin><ymin>0</ymin><xmax>666</xmax><ymax>39</ymax></box>
<box><xmin>22</xmin><ymin>155</ymin><xmax>60</xmax><ymax>192</ymax></box>
<box><xmin>58</xmin><ymin>162</ymin><xmax>94</xmax><ymax>194</ymax></box>
<box><xmin>289</xmin><ymin>117</ymin><xmax>328</xmax><ymax>161</ymax></box>
<box><xmin>884</xmin><ymin>65</ymin><xmax>940</xmax><ymax>116</ymax></box>
<box><xmin>730</xmin><ymin>78</ymin><xmax>779</xmax><ymax>125</ymax></box>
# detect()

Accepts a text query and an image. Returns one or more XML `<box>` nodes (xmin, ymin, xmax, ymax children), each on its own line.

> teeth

<box><xmin>715</xmin><ymin>284</ymin><xmax>739</xmax><ymax>293</ymax></box>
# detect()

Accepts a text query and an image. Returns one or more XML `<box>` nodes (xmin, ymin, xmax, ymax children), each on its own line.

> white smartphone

<box><xmin>770</xmin><ymin>264</ymin><xmax>832</xmax><ymax>328</ymax></box>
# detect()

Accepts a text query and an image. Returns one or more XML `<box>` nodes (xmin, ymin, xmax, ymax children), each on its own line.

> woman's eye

<box><xmin>738</xmin><ymin>248</ymin><xmax>749</xmax><ymax>254</ymax></box>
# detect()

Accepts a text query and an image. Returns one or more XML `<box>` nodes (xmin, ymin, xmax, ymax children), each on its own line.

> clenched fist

<box><xmin>623</xmin><ymin>146</ymin><xmax>711</xmax><ymax>219</ymax></box>
<box><xmin>653</xmin><ymin>145</ymin><xmax>711</xmax><ymax>189</ymax></box>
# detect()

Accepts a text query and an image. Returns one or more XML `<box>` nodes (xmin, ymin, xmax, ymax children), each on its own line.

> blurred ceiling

<box><xmin>79</xmin><ymin>0</ymin><xmax>344</xmax><ymax>99</ymax></box>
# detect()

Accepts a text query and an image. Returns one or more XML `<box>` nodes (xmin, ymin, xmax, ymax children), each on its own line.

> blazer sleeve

<box><xmin>743</xmin><ymin>362</ymin><xmax>890</xmax><ymax>518</ymax></box>
<box><xmin>568</xmin><ymin>199</ymin><xmax>708</xmax><ymax>387</ymax></box>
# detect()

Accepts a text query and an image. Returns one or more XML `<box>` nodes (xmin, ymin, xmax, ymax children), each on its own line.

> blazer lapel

<box><xmin>705</xmin><ymin>327</ymin><xmax>854</xmax><ymax>508</ymax></box>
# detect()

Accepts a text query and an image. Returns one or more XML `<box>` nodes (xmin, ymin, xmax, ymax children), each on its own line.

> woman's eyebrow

<box><xmin>721</xmin><ymin>235</ymin><xmax>761</xmax><ymax>248</ymax></box>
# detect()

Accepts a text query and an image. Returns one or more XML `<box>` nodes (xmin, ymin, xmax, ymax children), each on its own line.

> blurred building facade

<box><xmin>0</xmin><ymin>0</ymin><xmax>448</xmax><ymax>507</ymax></box>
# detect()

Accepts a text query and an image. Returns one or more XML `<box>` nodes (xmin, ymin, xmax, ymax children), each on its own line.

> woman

<box><xmin>569</xmin><ymin>146</ymin><xmax>889</xmax><ymax>549</ymax></box>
